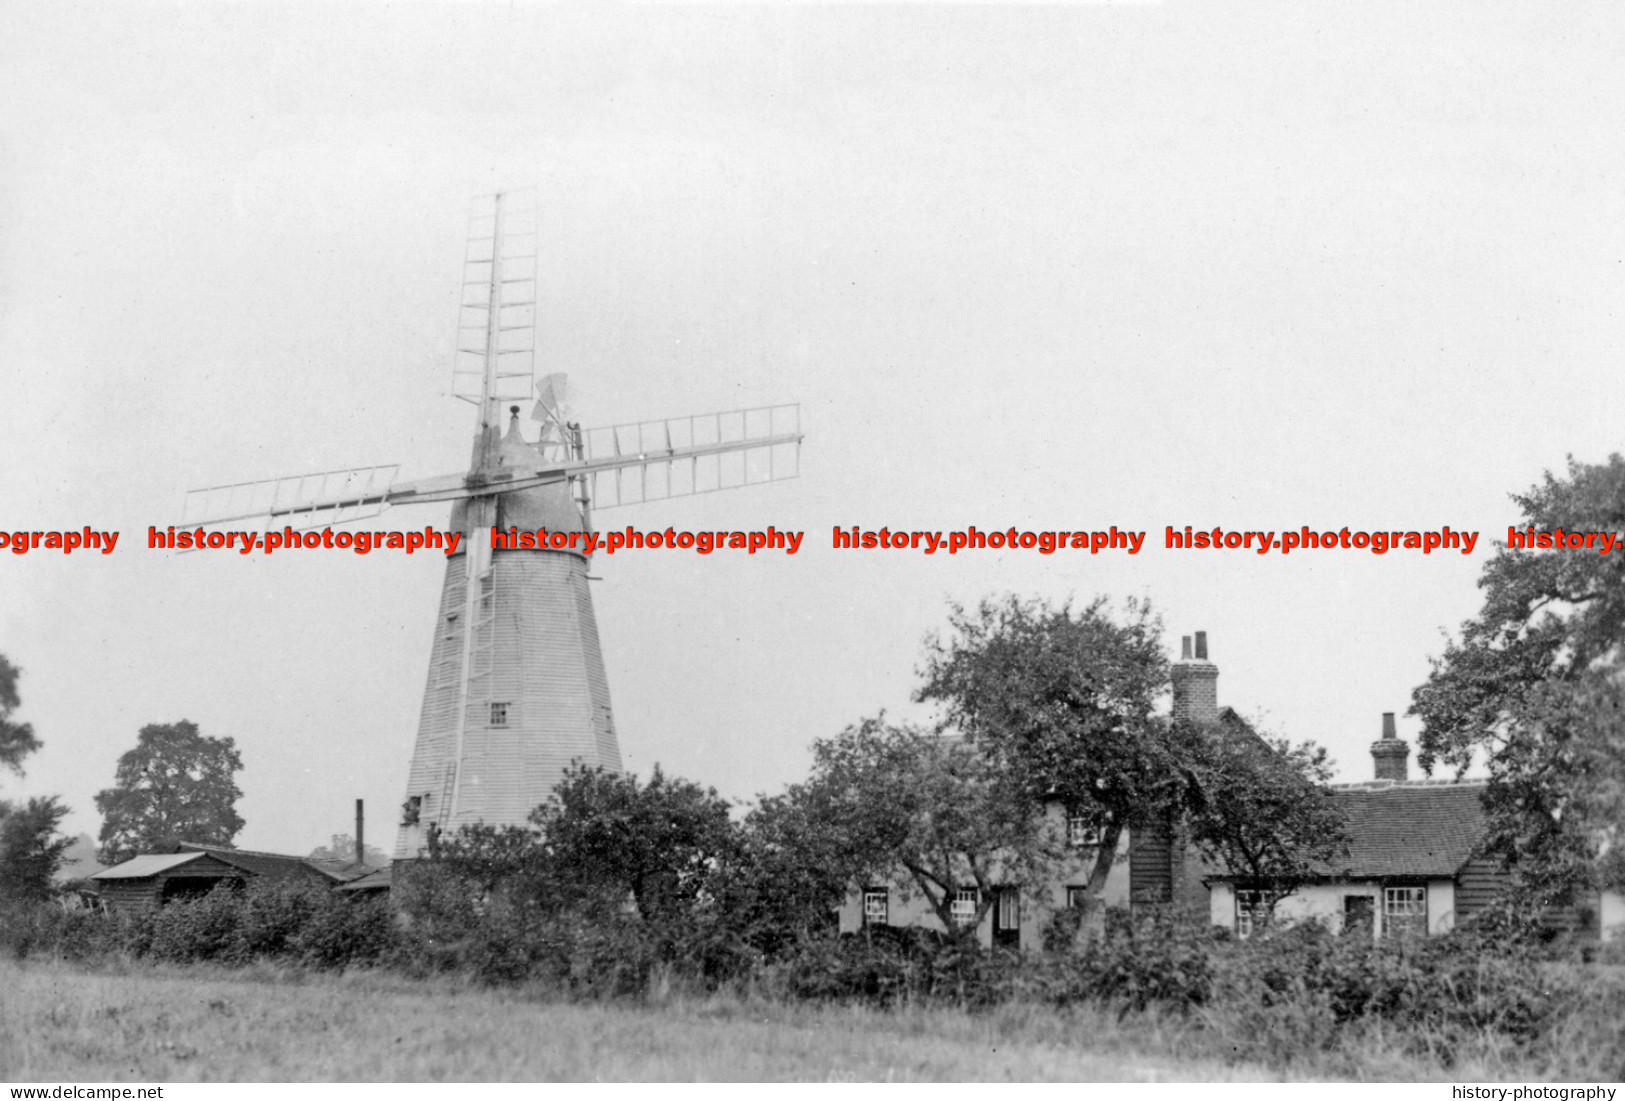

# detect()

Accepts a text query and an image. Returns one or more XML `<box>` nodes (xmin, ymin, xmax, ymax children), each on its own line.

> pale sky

<box><xmin>2</xmin><ymin>2</ymin><xmax>1622</xmax><ymax>855</ymax></box>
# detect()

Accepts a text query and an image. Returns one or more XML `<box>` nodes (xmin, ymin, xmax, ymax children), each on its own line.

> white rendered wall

<box><xmin>1602</xmin><ymin>890</ymin><xmax>1625</xmax><ymax>943</ymax></box>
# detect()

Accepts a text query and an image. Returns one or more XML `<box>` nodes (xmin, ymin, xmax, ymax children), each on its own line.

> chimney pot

<box><xmin>1194</xmin><ymin>631</ymin><xmax>1208</xmax><ymax>661</ymax></box>
<box><xmin>1381</xmin><ymin>712</ymin><xmax>1396</xmax><ymax>740</ymax></box>
<box><xmin>1181</xmin><ymin>635</ymin><xmax>1192</xmax><ymax>660</ymax></box>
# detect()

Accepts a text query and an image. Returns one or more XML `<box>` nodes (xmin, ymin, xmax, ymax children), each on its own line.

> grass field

<box><xmin>0</xmin><ymin>958</ymin><xmax>1282</xmax><ymax>1082</ymax></box>
<box><xmin>10</xmin><ymin>955</ymin><xmax>1615</xmax><ymax>1082</ymax></box>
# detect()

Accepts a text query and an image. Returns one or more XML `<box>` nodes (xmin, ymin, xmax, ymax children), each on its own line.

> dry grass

<box><xmin>0</xmin><ymin>958</ymin><xmax>1275</xmax><ymax>1082</ymax></box>
<box><xmin>9</xmin><ymin>955</ymin><xmax>1610</xmax><ymax>1082</ymax></box>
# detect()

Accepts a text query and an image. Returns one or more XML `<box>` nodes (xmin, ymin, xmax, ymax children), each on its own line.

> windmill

<box><xmin>180</xmin><ymin>191</ymin><xmax>803</xmax><ymax>859</ymax></box>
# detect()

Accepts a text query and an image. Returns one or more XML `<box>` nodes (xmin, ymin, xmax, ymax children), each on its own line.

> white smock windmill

<box><xmin>180</xmin><ymin>191</ymin><xmax>803</xmax><ymax>858</ymax></box>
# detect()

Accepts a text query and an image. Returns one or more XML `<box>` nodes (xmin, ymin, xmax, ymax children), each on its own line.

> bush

<box><xmin>237</xmin><ymin>880</ymin><xmax>324</xmax><ymax>959</ymax></box>
<box><xmin>1068</xmin><ymin>914</ymin><xmax>1215</xmax><ymax>1012</ymax></box>
<box><xmin>149</xmin><ymin>885</ymin><xmax>245</xmax><ymax>963</ymax></box>
<box><xmin>291</xmin><ymin>892</ymin><xmax>396</xmax><ymax>970</ymax></box>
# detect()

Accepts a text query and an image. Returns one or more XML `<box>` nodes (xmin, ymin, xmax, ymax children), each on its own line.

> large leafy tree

<box><xmin>915</xmin><ymin>595</ymin><xmax>1346</xmax><ymax>917</ymax></box>
<box><xmin>915</xmin><ymin>596</ymin><xmax>1175</xmax><ymax>910</ymax></box>
<box><xmin>1411</xmin><ymin>454</ymin><xmax>1625</xmax><ymax>903</ymax></box>
<box><xmin>0</xmin><ymin>796</ymin><xmax>72</xmax><ymax>902</ymax></box>
<box><xmin>0</xmin><ymin>654</ymin><xmax>42</xmax><ymax>778</ymax></box>
<box><xmin>528</xmin><ymin>763</ymin><xmax>737</xmax><ymax>927</ymax></box>
<box><xmin>95</xmin><ymin>720</ymin><xmax>244</xmax><ymax>865</ymax></box>
<box><xmin>721</xmin><ymin>786</ymin><xmax>861</xmax><ymax>956</ymax></box>
<box><xmin>1174</xmin><ymin>717</ymin><xmax>1348</xmax><ymax>915</ymax></box>
<box><xmin>789</xmin><ymin>716</ymin><xmax>1065</xmax><ymax>939</ymax></box>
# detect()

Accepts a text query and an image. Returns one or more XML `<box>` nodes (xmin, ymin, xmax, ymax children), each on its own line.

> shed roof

<box><xmin>91</xmin><ymin>852</ymin><xmax>209</xmax><ymax>880</ymax></box>
<box><xmin>175</xmin><ymin>842</ymin><xmax>367</xmax><ymax>882</ymax></box>
<box><xmin>335</xmin><ymin>866</ymin><xmax>393</xmax><ymax>892</ymax></box>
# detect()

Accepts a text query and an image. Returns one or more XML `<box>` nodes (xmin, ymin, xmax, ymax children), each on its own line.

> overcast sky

<box><xmin>2</xmin><ymin>2</ymin><xmax>1622</xmax><ymax>856</ymax></box>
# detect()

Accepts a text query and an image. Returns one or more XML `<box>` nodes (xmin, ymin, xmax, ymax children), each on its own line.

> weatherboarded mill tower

<box><xmin>397</xmin><ymin>407</ymin><xmax>623</xmax><ymax>855</ymax></box>
<box><xmin>181</xmin><ymin>192</ymin><xmax>802</xmax><ymax>859</ymax></box>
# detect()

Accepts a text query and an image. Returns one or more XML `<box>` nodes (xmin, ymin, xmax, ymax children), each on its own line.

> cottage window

<box><xmin>862</xmin><ymin>888</ymin><xmax>889</xmax><ymax>926</ymax></box>
<box><xmin>1383</xmin><ymin>886</ymin><xmax>1427</xmax><ymax>939</ymax></box>
<box><xmin>1066</xmin><ymin>886</ymin><xmax>1090</xmax><ymax>910</ymax></box>
<box><xmin>1234</xmin><ymin>889</ymin><xmax>1268</xmax><ymax>939</ymax></box>
<box><xmin>490</xmin><ymin>702</ymin><xmax>510</xmax><ymax>727</ymax></box>
<box><xmin>950</xmin><ymin>888</ymin><xmax>979</xmax><ymax>928</ymax></box>
<box><xmin>1066</xmin><ymin>815</ymin><xmax>1103</xmax><ymax>848</ymax></box>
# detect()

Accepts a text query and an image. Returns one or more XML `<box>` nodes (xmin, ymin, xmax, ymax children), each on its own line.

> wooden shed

<box><xmin>89</xmin><ymin>843</ymin><xmax>365</xmax><ymax>912</ymax></box>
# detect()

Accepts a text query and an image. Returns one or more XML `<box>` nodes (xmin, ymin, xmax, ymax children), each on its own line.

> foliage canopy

<box><xmin>787</xmin><ymin>716</ymin><xmax>1064</xmax><ymax>936</ymax></box>
<box><xmin>95</xmin><ymin>720</ymin><xmax>244</xmax><ymax>865</ymax></box>
<box><xmin>0</xmin><ymin>653</ymin><xmax>41</xmax><ymax>779</ymax></box>
<box><xmin>0</xmin><ymin>795</ymin><xmax>71</xmax><ymax>901</ymax></box>
<box><xmin>1172</xmin><ymin>717</ymin><xmax>1348</xmax><ymax>911</ymax></box>
<box><xmin>1411</xmin><ymin>454</ymin><xmax>1625</xmax><ymax>897</ymax></box>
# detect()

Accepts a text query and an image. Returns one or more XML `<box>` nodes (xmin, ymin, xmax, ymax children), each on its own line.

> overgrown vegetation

<box><xmin>5</xmin><ymin>886</ymin><xmax>1622</xmax><ymax>1078</ymax></box>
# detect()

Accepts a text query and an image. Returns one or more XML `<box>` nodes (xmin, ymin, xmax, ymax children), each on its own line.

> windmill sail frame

<box><xmin>582</xmin><ymin>403</ymin><xmax>802</xmax><ymax>510</ymax></box>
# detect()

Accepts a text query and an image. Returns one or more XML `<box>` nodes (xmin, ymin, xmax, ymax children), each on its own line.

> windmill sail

<box><xmin>582</xmin><ymin>403</ymin><xmax>802</xmax><ymax>509</ymax></box>
<box><xmin>181</xmin><ymin>464</ymin><xmax>401</xmax><ymax>531</ymax></box>
<box><xmin>450</xmin><ymin>189</ymin><xmax>539</xmax><ymax>409</ymax></box>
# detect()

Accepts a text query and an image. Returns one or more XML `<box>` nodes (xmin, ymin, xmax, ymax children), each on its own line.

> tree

<box><xmin>789</xmin><ymin>717</ymin><xmax>1065</xmax><ymax>939</ymax></box>
<box><xmin>0</xmin><ymin>655</ymin><xmax>74</xmax><ymax>902</ymax></box>
<box><xmin>722</xmin><ymin>788</ymin><xmax>854</xmax><ymax>955</ymax></box>
<box><xmin>0</xmin><ymin>654</ymin><xmax>41</xmax><ymax>778</ymax></box>
<box><xmin>915</xmin><ymin>595</ymin><xmax>1346</xmax><ymax>920</ymax></box>
<box><xmin>95</xmin><ymin>720</ymin><xmax>244</xmax><ymax>865</ymax></box>
<box><xmin>1411</xmin><ymin>454</ymin><xmax>1625</xmax><ymax>904</ymax></box>
<box><xmin>0</xmin><ymin>796</ymin><xmax>72</xmax><ymax>902</ymax></box>
<box><xmin>528</xmin><ymin>763</ymin><xmax>737</xmax><ymax>927</ymax></box>
<box><xmin>915</xmin><ymin>596</ymin><xmax>1176</xmax><ymax>912</ymax></box>
<box><xmin>1173</xmin><ymin>716</ymin><xmax>1348</xmax><ymax>917</ymax></box>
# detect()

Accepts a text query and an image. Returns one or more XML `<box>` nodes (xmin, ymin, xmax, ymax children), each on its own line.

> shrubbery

<box><xmin>1</xmin><ymin>880</ymin><xmax>393</xmax><ymax>971</ymax></box>
<box><xmin>4</xmin><ymin>886</ymin><xmax>1621</xmax><ymax>1076</ymax></box>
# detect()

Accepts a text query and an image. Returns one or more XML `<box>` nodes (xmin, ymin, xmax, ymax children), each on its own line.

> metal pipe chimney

<box><xmin>355</xmin><ymin>799</ymin><xmax>364</xmax><ymax>865</ymax></box>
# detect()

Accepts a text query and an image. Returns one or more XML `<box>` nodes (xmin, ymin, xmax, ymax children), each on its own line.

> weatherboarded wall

<box><xmin>397</xmin><ymin>543</ymin><xmax>622</xmax><ymax>858</ymax></box>
<box><xmin>95</xmin><ymin>854</ymin><xmax>246</xmax><ymax>912</ymax></box>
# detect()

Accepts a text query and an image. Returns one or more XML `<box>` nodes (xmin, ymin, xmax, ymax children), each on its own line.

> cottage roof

<box><xmin>1320</xmin><ymin>781</ymin><xmax>1488</xmax><ymax>879</ymax></box>
<box><xmin>90</xmin><ymin>852</ymin><xmax>208</xmax><ymax>880</ymax></box>
<box><xmin>1202</xmin><ymin>780</ymin><xmax>1491</xmax><ymax>883</ymax></box>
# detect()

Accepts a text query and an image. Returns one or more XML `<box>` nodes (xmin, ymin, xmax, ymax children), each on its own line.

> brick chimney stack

<box><xmin>1171</xmin><ymin>630</ymin><xmax>1219</xmax><ymax>725</ymax></box>
<box><xmin>1371</xmin><ymin>712</ymin><xmax>1410</xmax><ymax>782</ymax></box>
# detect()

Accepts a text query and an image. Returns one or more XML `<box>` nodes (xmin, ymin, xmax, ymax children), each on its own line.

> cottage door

<box><xmin>993</xmin><ymin>887</ymin><xmax>1020</xmax><ymax>949</ymax></box>
<box><xmin>1343</xmin><ymin>895</ymin><xmax>1374</xmax><ymax>940</ymax></box>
